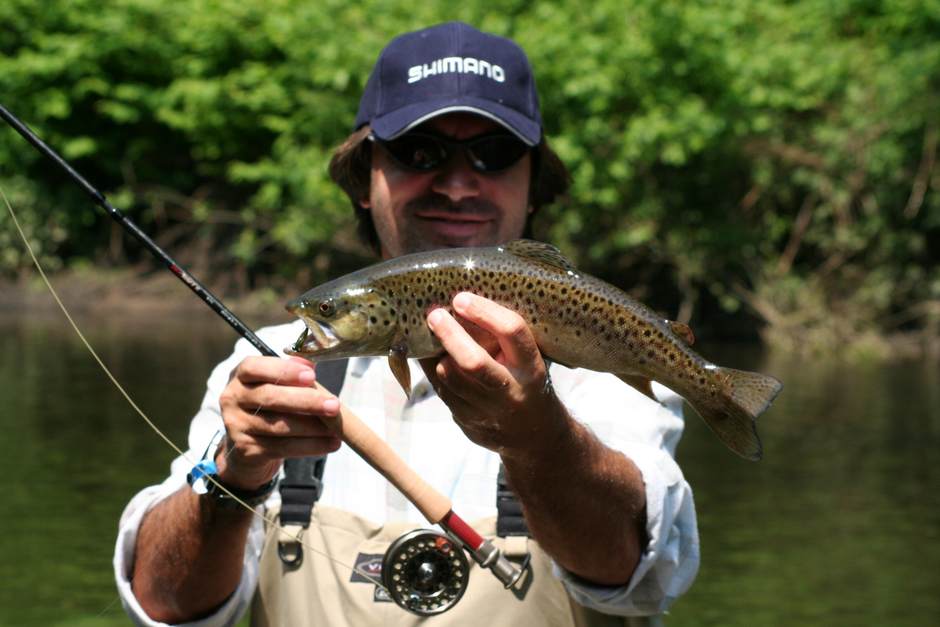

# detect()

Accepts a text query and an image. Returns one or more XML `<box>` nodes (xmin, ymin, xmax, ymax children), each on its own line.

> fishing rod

<box><xmin>0</xmin><ymin>104</ymin><xmax>275</xmax><ymax>358</ymax></box>
<box><xmin>0</xmin><ymin>103</ymin><xmax>527</xmax><ymax>615</ymax></box>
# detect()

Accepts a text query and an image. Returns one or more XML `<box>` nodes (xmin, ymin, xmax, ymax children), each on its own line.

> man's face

<box><xmin>362</xmin><ymin>113</ymin><xmax>532</xmax><ymax>259</ymax></box>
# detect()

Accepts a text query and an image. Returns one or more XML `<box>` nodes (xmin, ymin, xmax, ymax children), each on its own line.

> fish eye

<box><xmin>318</xmin><ymin>300</ymin><xmax>336</xmax><ymax>317</ymax></box>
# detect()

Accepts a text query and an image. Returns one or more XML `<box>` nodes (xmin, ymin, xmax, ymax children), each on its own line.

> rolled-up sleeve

<box><xmin>112</xmin><ymin>330</ymin><xmax>289</xmax><ymax>626</ymax></box>
<box><xmin>549</xmin><ymin>367</ymin><xmax>701</xmax><ymax>615</ymax></box>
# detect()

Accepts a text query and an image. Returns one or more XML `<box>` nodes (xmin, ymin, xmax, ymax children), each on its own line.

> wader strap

<box><xmin>278</xmin><ymin>359</ymin><xmax>348</xmax><ymax>566</ymax></box>
<box><xmin>496</xmin><ymin>464</ymin><xmax>529</xmax><ymax>537</ymax></box>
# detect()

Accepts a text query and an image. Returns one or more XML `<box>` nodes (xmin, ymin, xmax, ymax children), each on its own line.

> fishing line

<box><xmin>1</xmin><ymin>186</ymin><xmax>387</xmax><ymax>593</ymax></box>
<box><xmin>1</xmin><ymin>104</ymin><xmax>529</xmax><ymax>614</ymax></box>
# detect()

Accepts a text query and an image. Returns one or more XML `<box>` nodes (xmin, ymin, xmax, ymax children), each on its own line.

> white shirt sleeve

<box><xmin>547</xmin><ymin>366</ymin><xmax>701</xmax><ymax>616</ymax></box>
<box><xmin>112</xmin><ymin>327</ymin><xmax>292</xmax><ymax>627</ymax></box>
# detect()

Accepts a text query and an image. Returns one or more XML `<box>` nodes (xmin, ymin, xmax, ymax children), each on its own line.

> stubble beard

<box><xmin>379</xmin><ymin>194</ymin><xmax>524</xmax><ymax>257</ymax></box>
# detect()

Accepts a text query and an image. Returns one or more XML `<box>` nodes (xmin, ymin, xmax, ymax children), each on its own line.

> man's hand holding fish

<box><xmin>421</xmin><ymin>290</ymin><xmax>648</xmax><ymax>585</ymax></box>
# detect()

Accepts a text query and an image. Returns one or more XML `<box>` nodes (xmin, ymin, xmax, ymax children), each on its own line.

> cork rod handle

<box><xmin>317</xmin><ymin>383</ymin><xmax>453</xmax><ymax>524</ymax></box>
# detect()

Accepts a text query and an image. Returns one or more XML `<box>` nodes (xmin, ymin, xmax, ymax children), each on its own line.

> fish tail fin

<box><xmin>691</xmin><ymin>367</ymin><xmax>783</xmax><ymax>461</ymax></box>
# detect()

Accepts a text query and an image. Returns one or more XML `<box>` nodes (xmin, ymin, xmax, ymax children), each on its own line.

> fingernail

<box><xmin>453</xmin><ymin>292</ymin><xmax>472</xmax><ymax>310</ymax></box>
<box><xmin>322</xmin><ymin>398</ymin><xmax>340</xmax><ymax>414</ymax></box>
<box><xmin>298</xmin><ymin>369</ymin><xmax>316</xmax><ymax>385</ymax></box>
<box><xmin>427</xmin><ymin>308</ymin><xmax>444</xmax><ymax>328</ymax></box>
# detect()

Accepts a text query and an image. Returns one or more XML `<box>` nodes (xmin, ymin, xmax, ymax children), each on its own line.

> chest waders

<box><xmin>254</xmin><ymin>359</ymin><xmax>655</xmax><ymax>626</ymax></box>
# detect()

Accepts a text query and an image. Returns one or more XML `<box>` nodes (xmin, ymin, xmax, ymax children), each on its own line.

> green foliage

<box><xmin>1</xmin><ymin>0</ymin><xmax>937</xmax><ymax>350</ymax></box>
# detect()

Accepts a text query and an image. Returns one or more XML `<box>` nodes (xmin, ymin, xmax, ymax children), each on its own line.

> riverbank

<box><xmin>0</xmin><ymin>267</ymin><xmax>292</xmax><ymax>330</ymax></box>
<box><xmin>3</xmin><ymin>268</ymin><xmax>937</xmax><ymax>361</ymax></box>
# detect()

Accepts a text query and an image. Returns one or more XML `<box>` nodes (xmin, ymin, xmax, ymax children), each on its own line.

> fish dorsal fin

<box><xmin>667</xmin><ymin>320</ymin><xmax>696</xmax><ymax>346</ymax></box>
<box><xmin>503</xmin><ymin>239</ymin><xmax>578</xmax><ymax>274</ymax></box>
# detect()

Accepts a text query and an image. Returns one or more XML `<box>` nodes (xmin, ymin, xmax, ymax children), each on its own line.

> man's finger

<box><xmin>235</xmin><ymin>383</ymin><xmax>339</xmax><ymax>416</ymax></box>
<box><xmin>236</xmin><ymin>433</ymin><xmax>343</xmax><ymax>460</ymax></box>
<box><xmin>232</xmin><ymin>355</ymin><xmax>317</xmax><ymax>386</ymax></box>
<box><xmin>426</xmin><ymin>307</ymin><xmax>511</xmax><ymax>389</ymax></box>
<box><xmin>451</xmin><ymin>292</ymin><xmax>541</xmax><ymax>369</ymax></box>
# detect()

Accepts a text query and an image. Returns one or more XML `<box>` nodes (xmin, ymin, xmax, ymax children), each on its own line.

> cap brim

<box><xmin>370</xmin><ymin>98</ymin><xmax>541</xmax><ymax>146</ymax></box>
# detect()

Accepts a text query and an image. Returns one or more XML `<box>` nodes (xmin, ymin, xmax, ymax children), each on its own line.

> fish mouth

<box><xmin>288</xmin><ymin>320</ymin><xmax>341</xmax><ymax>354</ymax></box>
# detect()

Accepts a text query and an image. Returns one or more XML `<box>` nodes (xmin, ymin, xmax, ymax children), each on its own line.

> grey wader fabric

<box><xmin>252</xmin><ymin>504</ymin><xmax>657</xmax><ymax>627</ymax></box>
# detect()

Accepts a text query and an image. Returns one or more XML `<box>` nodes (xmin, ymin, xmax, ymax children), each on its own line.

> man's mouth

<box><xmin>414</xmin><ymin>212</ymin><xmax>493</xmax><ymax>239</ymax></box>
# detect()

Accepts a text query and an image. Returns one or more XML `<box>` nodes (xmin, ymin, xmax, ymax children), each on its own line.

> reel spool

<box><xmin>382</xmin><ymin>529</ymin><xmax>471</xmax><ymax>616</ymax></box>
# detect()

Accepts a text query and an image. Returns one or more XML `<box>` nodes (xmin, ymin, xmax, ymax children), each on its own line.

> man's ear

<box><xmin>359</xmin><ymin>197</ymin><xmax>371</xmax><ymax>209</ymax></box>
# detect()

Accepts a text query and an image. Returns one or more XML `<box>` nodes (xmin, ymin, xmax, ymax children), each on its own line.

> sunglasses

<box><xmin>372</xmin><ymin>131</ymin><xmax>531</xmax><ymax>173</ymax></box>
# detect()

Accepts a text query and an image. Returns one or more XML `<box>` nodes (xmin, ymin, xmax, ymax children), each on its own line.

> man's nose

<box><xmin>430</xmin><ymin>151</ymin><xmax>480</xmax><ymax>202</ymax></box>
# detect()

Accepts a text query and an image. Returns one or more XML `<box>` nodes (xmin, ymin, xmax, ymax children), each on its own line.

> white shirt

<box><xmin>114</xmin><ymin>321</ymin><xmax>700</xmax><ymax>626</ymax></box>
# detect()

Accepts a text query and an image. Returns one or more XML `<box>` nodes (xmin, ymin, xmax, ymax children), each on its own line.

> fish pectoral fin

<box><xmin>667</xmin><ymin>320</ymin><xmax>696</xmax><ymax>346</ymax></box>
<box><xmin>542</xmin><ymin>353</ymin><xmax>574</xmax><ymax>370</ymax></box>
<box><xmin>388</xmin><ymin>343</ymin><xmax>411</xmax><ymax>397</ymax></box>
<box><xmin>616</xmin><ymin>373</ymin><xmax>657</xmax><ymax>401</ymax></box>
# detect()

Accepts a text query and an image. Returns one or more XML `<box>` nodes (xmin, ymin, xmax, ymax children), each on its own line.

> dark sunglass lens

<box><xmin>384</xmin><ymin>135</ymin><xmax>448</xmax><ymax>170</ymax></box>
<box><xmin>467</xmin><ymin>135</ymin><xmax>529</xmax><ymax>171</ymax></box>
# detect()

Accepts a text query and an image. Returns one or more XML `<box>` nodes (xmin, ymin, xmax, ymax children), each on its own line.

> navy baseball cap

<box><xmin>355</xmin><ymin>22</ymin><xmax>542</xmax><ymax>146</ymax></box>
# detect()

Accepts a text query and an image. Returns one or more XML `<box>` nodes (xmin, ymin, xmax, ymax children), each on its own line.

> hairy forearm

<box><xmin>132</xmin><ymin>486</ymin><xmax>254</xmax><ymax>623</ymax></box>
<box><xmin>501</xmin><ymin>408</ymin><xmax>647</xmax><ymax>585</ymax></box>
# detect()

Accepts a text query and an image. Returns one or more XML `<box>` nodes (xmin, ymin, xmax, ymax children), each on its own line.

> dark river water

<box><xmin>0</xmin><ymin>308</ymin><xmax>937</xmax><ymax>626</ymax></box>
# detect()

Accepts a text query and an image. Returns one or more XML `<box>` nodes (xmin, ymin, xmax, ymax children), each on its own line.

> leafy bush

<box><xmin>1</xmin><ymin>0</ymin><xmax>937</xmax><ymax>350</ymax></box>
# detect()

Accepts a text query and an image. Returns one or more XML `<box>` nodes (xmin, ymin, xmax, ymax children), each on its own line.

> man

<box><xmin>115</xmin><ymin>22</ymin><xmax>699</xmax><ymax>626</ymax></box>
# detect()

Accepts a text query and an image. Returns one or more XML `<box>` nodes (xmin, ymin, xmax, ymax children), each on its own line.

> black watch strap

<box><xmin>195</xmin><ymin>473</ymin><xmax>278</xmax><ymax>509</ymax></box>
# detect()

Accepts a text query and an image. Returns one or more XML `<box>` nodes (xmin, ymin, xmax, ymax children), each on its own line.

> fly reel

<box><xmin>382</xmin><ymin>529</ymin><xmax>471</xmax><ymax>616</ymax></box>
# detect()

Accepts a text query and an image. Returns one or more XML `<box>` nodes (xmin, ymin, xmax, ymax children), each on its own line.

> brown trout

<box><xmin>285</xmin><ymin>240</ymin><xmax>782</xmax><ymax>460</ymax></box>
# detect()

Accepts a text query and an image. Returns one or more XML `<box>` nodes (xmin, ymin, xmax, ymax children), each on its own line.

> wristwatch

<box><xmin>186</xmin><ymin>432</ymin><xmax>278</xmax><ymax>509</ymax></box>
<box><xmin>199</xmin><ymin>473</ymin><xmax>278</xmax><ymax>509</ymax></box>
